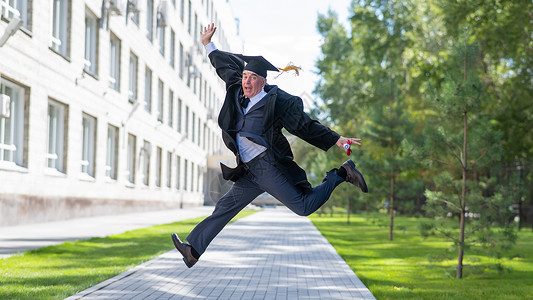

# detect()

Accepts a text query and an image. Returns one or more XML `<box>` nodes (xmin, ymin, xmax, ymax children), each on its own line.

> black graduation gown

<box><xmin>208</xmin><ymin>50</ymin><xmax>340</xmax><ymax>193</ymax></box>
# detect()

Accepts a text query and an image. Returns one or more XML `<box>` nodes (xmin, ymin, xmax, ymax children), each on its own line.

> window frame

<box><xmin>158</xmin><ymin>25</ymin><xmax>165</xmax><ymax>56</ymax></box>
<box><xmin>141</xmin><ymin>140</ymin><xmax>151</xmax><ymax>186</ymax></box>
<box><xmin>155</xmin><ymin>146</ymin><xmax>162</xmax><ymax>187</ymax></box>
<box><xmin>109</xmin><ymin>32</ymin><xmax>121</xmax><ymax>91</ymax></box>
<box><xmin>81</xmin><ymin>113</ymin><xmax>96</xmax><ymax>178</ymax></box>
<box><xmin>46</xmin><ymin>99</ymin><xmax>67</xmax><ymax>173</ymax></box>
<box><xmin>157</xmin><ymin>79</ymin><xmax>164</xmax><ymax>122</ymax></box>
<box><xmin>0</xmin><ymin>78</ymin><xmax>27</xmax><ymax>168</ymax></box>
<box><xmin>84</xmin><ymin>8</ymin><xmax>98</xmax><ymax>76</ymax></box>
<box><xmin>170</xmin><ymin>29</ymin><xmax>175</xmax><ymax>68</ymax></box>
<box><xmin>146</xmin><ymin>0</ymin><xmax>154</xmax><ymax>42</ymax></box>
<box><xmin>168</xmin><ymin>89</ymin><xmax>174</xmax><ymax>128</ymax></box>
<box><xmin>128</xmin><ymin>52</ymin><xmax>138</xmax><ymax>103</ymax></box>
<box><xmin>126</xmin><ymin>133</ymin><xmax>136</xmax><ymax>184</ymax></box>
<box><xmin>166</xmin><ymin>151</ymin><xmax>172</xmax><ymax>188</ymax></box>
<box><xmin>106</xmin><ymin>124</ymin><xmax>119</xmax><ymax>180</ymax></box>
<box><xmin>175</xmin><ymin>155</ymin><xmax>180</xmax><ymax>190</ymax></box>
<box><xmin>50</xmin><ymin>0</ymin><xmax>70</xmax><ymax>57</ymax></box>
<box><xmin>144</xmin><ymin>67</ymin><xmax>152</xmax><ymax>112</ymax></box>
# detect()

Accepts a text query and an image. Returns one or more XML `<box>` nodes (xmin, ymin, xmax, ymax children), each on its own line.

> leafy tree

<box><xmin>438</xmin><ymin>0</ymin><xmax>533</xmax><ymax>230</ymax></box>
<box><xmin>314</xmin><ymin>1</ymin><xmax>435</xmax><ymax>238</ymax></box>
<box><xmin>418</xmin><ymin>28</ymin><xmax>516</xmax><ymax>278</ymax></box>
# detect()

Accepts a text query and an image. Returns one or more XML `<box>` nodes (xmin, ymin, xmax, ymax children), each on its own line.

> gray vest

<box><xmin>233</xmin><ymin>91</ymin><xmax>272</xmax><ymax>147</ymax></box>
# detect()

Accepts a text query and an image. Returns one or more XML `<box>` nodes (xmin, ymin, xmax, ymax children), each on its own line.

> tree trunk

<box><xmin>457</xmin><ymin>109</ymin><xmax>468</xmax><ymax>279</ymax></box>
<box><xmin>347</xmin><ymin>198</ymin><xmax>351</xmax><ymax>224</ymax></box>
<box><xmin>389</xmin><ymin>172</ymin><xmax>395</xmax><ymax>241</ymax></box>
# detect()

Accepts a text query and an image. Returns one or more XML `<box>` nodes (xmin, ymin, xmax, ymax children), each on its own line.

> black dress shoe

<box><xmin>341</xmin><ymin>160</ymin><xmax>368</xmax><ymax>193</ymax></box>
<box><xmin>171</xmin><ymin>233</ymin><xmax>198</xmax><ymax>268</ymax></box>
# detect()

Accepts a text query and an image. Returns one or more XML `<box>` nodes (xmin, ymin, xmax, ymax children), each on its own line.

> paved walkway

<box><xmin>0</xmin><ymin>206</ymin><xmax>213</xmax><ymax>258</ymax></box>
<box><xmin>66</xmin><ymin>207</ymin><xmax>375</xmax><ymax>300</ymax></box>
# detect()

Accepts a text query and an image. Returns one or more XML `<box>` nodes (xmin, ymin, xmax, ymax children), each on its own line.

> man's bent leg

<box><xmin>250</xmin><ymin>157</ymin><xmax>344</xmax><ymax>216</ymax></box>
<box><xmin>186</xmin><ymin>175</ymin><xmax>263</xmax><ymax>256</ymax></box>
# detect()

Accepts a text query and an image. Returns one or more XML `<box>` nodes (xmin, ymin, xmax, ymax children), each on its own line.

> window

<box><xmin>157</xmin><ymin>79</ymin><xmax>163</xmax><ymax>122</ymax></box>
<box><xmin>84</xmin><ymin>9</ymin><xmax>98</xmax><ymax>75</ymax></box>
<box><xmin>130</xmin><ymin>5</ymin><xmax>139</xmax><ymax>25</ymax></box>
<box><xmin>129</xmin><ymin>52</ymin><xmax>138</xmax><ymax>102</ymax></box>
<box><xmin>50</xmin><ymin>0</ymin><xmax>70</xmax><ymax>56</ymax></box>
<box><xmin>0</xmin><ymin>78</ymin><xmax>27</xmax><ymax>167</ymax></box>
<box><xmin>203</xmin><ymin>123</ymin><xmax>207</xmax><ymax>149</ymax></box>
<box><xmin>208</xmin><ymin>128</ymin><xmax>212</xmax><ymax>153</ymax></box>
<box><xmin>127</xmin><ymin>133</ymin><xmax>136</xmax><ymax>184</ymax></box>
<box><xmin>198</xmin><ymin>74</ymin><xmax>202</xmax><ymax>97</ymax></box>
<box><xmin>146</xmin><ymin>0</ymin><xmax>154</xmax><ymax>41</ymax></box>
<box><xmin>106</xmin><ymin>124</ymin><xmax>118</xmax><ymax>180</ymax></box>
<box><xmin>144</xmin><ymin>67</ymin><xmax>152</xmax><ymax>112</ymax></box>
<box><xmin>46</xmin><ymin>99</ymin><xmax>67</xmax><ymax>173</ymax></box>
<box><xmin>187</xmin><ymin>0</ymin><xmax>191</xmax><ymax>34</ymax></box>
<box><xmin>191</xmin><ymin>112</ymin><xmax>196</xmax><ymax>143</ymax></box>
<box><xmin>109</xmin><ymin>33</ymin><xmax>121</xmax><ymax>91</ymax></box>
<box><xmin>166</xmin><ymin>152</ymin><xmax>172</xmax><ymax>188</ymax></box>
<box><xmin>81</xmin><ymin>113</ymin><xmax>96</xmax><ymax>177</ymax></box>
<box><xmin>168</xmin><ymin>89</ymin><xmax>174</xmax><ymax>128</ymax></box>
<box><xmin>170</xmin><ymin>29</ymin><xmax>175</xmax><ymax>68</ymax></box>
<box><xmin>197</xmin><ymin>164</ymin><xmax>201</xmax><ymax>192</ymax></box>
<box><xmin>185</xmin><ymin>106</ymin><xmax>189</xmax><ymax>138</ymax></box>
<box><xmin>1</xmin><ymin>0</ymin><xmax>17</xmax><ymax>20</ymax></box>
<box><xmin>175</xmin><ymin>155</ymin><xmax>180</xmax><ymax>190</ymax></box>
<box><xmin>141</xmin><ymin>140</ymin><xmax>151</xmax><ymax>186</ymax></box>
<box><xmin>187</xmin><ymin>60</ymin><xmax>192</xmax><ymax>87</ymax></box>
<box><xmin>179</xmin><ymin>43</ymin><xmax>184</xmax><ymax>79</ymax></box>
<box><xmin>191</xmin><ymin>161</ymin><xmax>194</xmax><ymax>192</ymax></box>
<box><xmin>194</xmin><ymin>13</ymin><xmax>198</xmax><ymax>41</ymax></box>
<box><xmin>155</xmin><ymin>146</ymin><xmax>162</xmax><ymax>187</ymax></box>
<box><xmin>2</xmin><ymin>0</ymin><xmax>30</xmax><ymax>30</ymax></box>
<box><xmin>208</xmin><ymin>86</ymin><xmax>212</xmax><ymax>109</ymax></box>
<box><xmin>177</xmin><ymin>98</ymin><xmax>182</xmax><ymax>133</ymax></box>
<box><xmin>192</xmin><ymin>66</ymin><xmax>197</xmax><ymax>92</ymax></box>
<box><xmin>183</xmin><ymin>158</ymin><xmax>188</xmax><ymax>190</ymax></box>
<box><xmin>203</xmin><ymin>80</ymin><xmax>207</xmax><ymax>104</ymax></box>
<box><xmin>180</xmin><ymin>0</ymin><xmax>184</xmax><ymax>22</ymax></box>
<box><xmin>197</xmin><ymin>118</ymin><xmax>201</xmax><ymax>146</ymax></box>
<box><xmin>158</xmin><ymin>25</ymin><xmax>165</xmax><ymax>56</ymax></box>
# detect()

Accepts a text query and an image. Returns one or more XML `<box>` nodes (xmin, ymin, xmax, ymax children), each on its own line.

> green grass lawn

<box><xmin>309</xmin><ymin>213</ymin><xmax>533</xmax><ymax>299</ymax></box>
<box><xmin>0</xmin><ymin>210</ymin><xmax>256</xmax><ymax>300</ymax></box>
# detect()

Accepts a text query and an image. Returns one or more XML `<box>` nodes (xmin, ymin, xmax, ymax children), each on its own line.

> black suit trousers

<box><xmin>187</xmin><ymin>154</ymin><xmax>344</xmax><ymax>256</ymax></box>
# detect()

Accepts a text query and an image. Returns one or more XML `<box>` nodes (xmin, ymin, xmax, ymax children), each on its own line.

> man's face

<box><xmin>242</xmin><ymin>70</ymin><xmax>266</xmax><ymax>98</ymax></box>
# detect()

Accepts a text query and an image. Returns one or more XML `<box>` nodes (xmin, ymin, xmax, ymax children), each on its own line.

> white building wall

<box><xmin>0</xmin><ymin>0</ymin><xmax>241</xmax><ymax>226</ymax></box>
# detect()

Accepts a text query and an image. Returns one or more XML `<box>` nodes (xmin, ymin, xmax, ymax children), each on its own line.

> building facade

<box><xmin>0</xmin><ymin>0</ymin><xmax>241</xmax><ymax>226</ymax></box>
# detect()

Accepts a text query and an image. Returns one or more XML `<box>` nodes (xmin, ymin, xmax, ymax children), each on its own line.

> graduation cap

<box><xmin>236</xmin><ymin>54</ymin><xmax>279</xmax><ymax>78</ymax></box>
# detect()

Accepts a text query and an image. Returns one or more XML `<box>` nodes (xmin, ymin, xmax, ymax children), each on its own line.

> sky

<box><xmin>227</xmin><ymin>0</ymin><xmax>352</xmax><ymax>103</ymax></box>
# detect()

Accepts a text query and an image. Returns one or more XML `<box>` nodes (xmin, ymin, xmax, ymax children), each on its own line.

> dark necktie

<box><xmin>239</xmin><ymin>94</ymin><xmax>250</xmax><ymax>109</ymax></box>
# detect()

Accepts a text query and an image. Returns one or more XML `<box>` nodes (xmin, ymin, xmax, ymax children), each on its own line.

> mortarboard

<box><xmin>236</xmin><ymin>54</ymin><xmax>279</xmax><ymax>78</ymax></box>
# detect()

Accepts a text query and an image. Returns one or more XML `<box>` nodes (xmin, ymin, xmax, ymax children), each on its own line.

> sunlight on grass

<box><xmin>309</xmin><ymin>213</ymin><xmax>533</xmax><ymax>299</ymax></box>
<box><xmin>0</xmin><ymin>209</ymin><xmax>257</xmax><ymax>300</ymax></box>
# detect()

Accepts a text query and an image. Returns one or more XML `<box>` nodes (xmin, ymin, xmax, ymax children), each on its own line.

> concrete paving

<box><xmin>66</xmin><ymin>207</ymin><xmax>375</xmax><ymax>300</ymax></box>
<box><xmin>0</xmin><ymin>206</ymin><xmax>214</xmax><ymax>258</ymax></box>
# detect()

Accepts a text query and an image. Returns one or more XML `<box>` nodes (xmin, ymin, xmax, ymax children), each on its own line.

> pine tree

<box><xmin>419</xmin><ymin>28</ymin><xmax>516</xmax><ymax>278</ymax></box>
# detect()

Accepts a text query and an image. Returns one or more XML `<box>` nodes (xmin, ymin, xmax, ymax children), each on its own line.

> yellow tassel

<box><xmin>275</xmin><ymin>62</ymin><xmax>302</xmax><ymax>78</ymax></box>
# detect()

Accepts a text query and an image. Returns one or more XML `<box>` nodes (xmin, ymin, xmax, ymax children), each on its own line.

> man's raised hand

<box><xmin>201</xmin><ymin>23</ymin><xmax>217</xmax><ymax>46</ymax></box>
